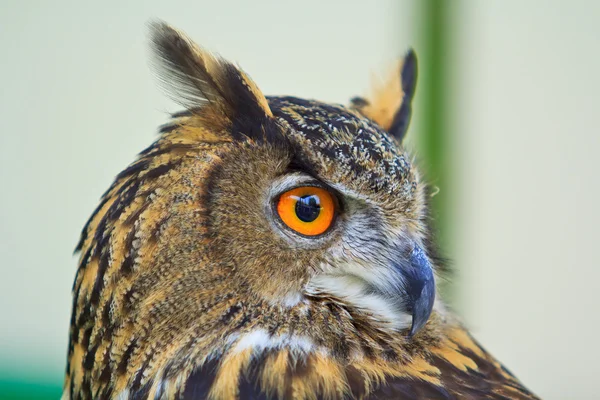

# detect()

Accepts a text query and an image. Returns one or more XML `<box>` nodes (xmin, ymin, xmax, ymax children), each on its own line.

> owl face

<box><xmin>67</xmin><ymin>22</ymin><xmax>438</xmax><ymax>396</ymax></box>
<box><xmin>206</xmin><ymin>95</ymin><xmax>434</xmax><ymax>334</ymax></box>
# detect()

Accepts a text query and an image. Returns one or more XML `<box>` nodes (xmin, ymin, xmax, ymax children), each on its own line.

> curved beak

<box><xmin>396</xmin><ymin>244</ymin><xmax>436</xmax><ymax>337</ymax></box>
<box><xmin>305</xmin><ymin>241</ymin><xmax>436</xmax><ymax>337</ymax></box>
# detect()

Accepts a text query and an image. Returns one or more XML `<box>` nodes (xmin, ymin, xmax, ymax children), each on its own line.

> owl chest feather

<box><xmin>174</xmin><ymin>323</ymin><xmax>538</xmax><ymax>400</ymax></box>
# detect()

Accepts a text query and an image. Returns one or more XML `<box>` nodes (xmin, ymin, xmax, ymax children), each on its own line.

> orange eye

<box><xmin>276</xmin><ymin>186</ymin><xmax>336</xmax><ymax>236</ymax></box>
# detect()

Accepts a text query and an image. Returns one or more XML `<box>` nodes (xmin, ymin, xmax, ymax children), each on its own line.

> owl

<box><xmin>64</xmin><ymin>22</ymin><xmax>538</xmax><ymax>399</ymax></box>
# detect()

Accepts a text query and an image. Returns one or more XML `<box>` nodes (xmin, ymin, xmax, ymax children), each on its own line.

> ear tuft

<box><xmin>149</xmin><ymin>21</ymin><xmax>272</xmax><ymax>123</ymax></box>
<box><xmin>351</xmin><ymin>49</ymin><xmax>418</xmax><ymax>142</ymax></box>
<box><xmin>388</xmin><ymin>49</ymin><xmax>417</xmax><ymax>142</ymax></box>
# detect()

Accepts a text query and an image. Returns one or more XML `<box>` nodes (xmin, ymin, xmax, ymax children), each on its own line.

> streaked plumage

<box><xmin>64</xmin><ymin>22</ymin><xmax>538</xmax><ymax>399</ymax></box>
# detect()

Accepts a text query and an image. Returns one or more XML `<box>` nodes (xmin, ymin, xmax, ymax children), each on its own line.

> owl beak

<box><xmin>397</xmin><ymin>244</ymin><xmax>436</xmax><ymax>337</ymax></box>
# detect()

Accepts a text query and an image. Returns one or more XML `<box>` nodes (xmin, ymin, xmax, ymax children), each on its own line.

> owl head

<box><xmin>68</xmin><ymin>22</ymin><xmax>441</xmax><ymax>397</ymax></box>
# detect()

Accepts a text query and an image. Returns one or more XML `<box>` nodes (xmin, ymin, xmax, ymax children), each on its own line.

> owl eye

<box><xmin>276</xmin><ymin>186</ymin><xmax>336</xmax><ymax>236</ymax></box>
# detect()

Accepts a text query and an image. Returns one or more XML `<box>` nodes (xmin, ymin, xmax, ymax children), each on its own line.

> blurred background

<box><xmin>1</xmin><ymin>1</ymin><xmax>599</xmax><ymax>398</ymax></box>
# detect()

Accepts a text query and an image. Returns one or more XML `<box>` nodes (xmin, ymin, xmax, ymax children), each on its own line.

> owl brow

<box><xmin>276</xmin><ymin>165</ymin><xmax>344</xmax><ymax>211</ymax></box>
<box><xmin>286</xmin><ymin>153</ymin><xmax>318</xmax><ymax>176</ymax></box>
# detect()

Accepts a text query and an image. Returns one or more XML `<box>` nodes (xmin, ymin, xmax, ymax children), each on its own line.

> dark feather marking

<box><xmin>200</xmin><ymin>157</ymin><xmax>224</xmax><ymax>232</ymax></box>
<box><xmin>238</xmin><ymin>376</ymin><xmax>271</xmax><ymax>400</ymax></box>
<box><xmin>232</xmin><ymin>312</ymin><xmax>252</xmax><ymax>331</ymax></box>
<box><xmin>139</xmin><ymin>142</ymin><xmax>196</xmax><ymax>158</ymax></box>
<box><xmin>83</xmin><ymin>343</ymin><xmax>99</xmax><ymax>371</ymax></box>
<box><xmin>117</xmin><ymin>338</ymin><xmax>138</xmax><ymax>374</ymax></box>
<box><xmin>368</xmin><ymin>377</ymin><xmax>454</xmax><ymax>400</ymax></box>
<box><xmin>99</xmin><ymin>385</ymin><xmax>113</xmax><ymax>400</ymax></box>
<box><xmin>79</xmin><ymin>325</ymin><xmax>93</xmax><ymax>349</ymax></box>
<box><xmin>131</xmin><ymin>383</ymin><xmax>151</xmax><ymax>400</ymax></box>
<box><xmin>237</xmin><ymin>351</ymin><xmax>276</xmax><ymax>400</ymax></box>
<box><xmin>380</xmin><ymin>350</ymin><xmax>517</xmax><ymax>400</ymax></box>
<box><xmin>223</xmin><ymin>64</ymin><xmax>274</xmax><ymax>142</ymax></box>
<box><xmin>142</xmin><ymin>160</ymin><xmax>183</xmax><ymax>181</ymax></box>
<box><xmin>350</xmin><ymin>96</ymin><xmax>370</xmax><ymax>108</ymax></box>
<box><xmin>126</xmin><ymin>229</ymin><xmax>142</xmax><ymax>274</ymax></box>
<box><xmin>500</xmin><ymin>364</ymin><xmax>517</xmax><ymax>379</ymax></box>
<box><xmin>159</xmin><ymin>122</ymin><xmax>180</xmax><ymax>134</ymax></box>
<box><xmin>75</xmin><ymin>302</ymin><xmax>92</xmax><ymax>332</ymax></box>
<box><xmin>120</xmin><ymin>254</ymin><xmax>134</xmax><ymax>276</ymax></box>
<box><xmin>122</xmin><ymin>195</ymin><xmax>152</xmax><ymax>227</ymax></box>
<box><xmin>89</xmin><ymin>248</ymin><xmax>111</xmax><ymax>307</ymax></box>
<box><xmin>73</xmin><ymin>246</ymin><xmax>93</xmax><ymax>291</ymax></box>
<box><xmin>346</xmin><ymin>365</ymin><xmax>368</xmax><ymax>399</ymax></box>
<box><xmin>115</xmin><ymin>159</ymin><xmax>151</xmax><ymax>182</ymax></box>
<box><xmin>98</xmin><ymin>350</ymin><xmax>112</xmax><ymax>384</ymax></box>
<box><xmin>100</xmin><ymin>296</ymin><xmax>113</xmax><ymax>331</ymax></box>
<box><xmin>150</xmin><ymin>21</ymin><xmax>232</xmax><ymax>113</ymax></box>
<box><xmin>122</xmin><ymin>285</ymin><xmax>136</xmax><ymax>314</ymax></box>
<box><xmin>327</xmin><ymin>303</ymin><xmax>350</xmax><ymax>359</ymax></box>
<box><xmin>69</xmin><ymin>374</ymin><xmax>75</xmax><ymax>400</ymax></box>
<box><xmin>182</xmin><ymin>358</ymin><xmax>220</xmax><ymax>400</ymax></box>
<box><xmin>459</xmin><ymin>346</ymin><xmax>536</xmax><ymax>398</ymax></box>
<box><xmin>149</xmin><ymin>214</ymin><xmax>172</xmax><ymax>241</ymax></box>
<box><xmin>91</xmin><ymin>219</ymin><xmax>108</xmax><ymax>259</ymax></box>
<box><xmin>357</xmin><ymin>335</ymin><xmax>375</xmax><ymax>359</ymax></box>
<box><xmin>138</xmin><ymin>142</ymin><xmax>158</xmax><ymax>156</ymax></box>
<box><xmin>220</xmin><ymin>303</ymin><xmax>242</xmax><ymax>323</ymax></box>
<box><xmin>171</xmin><ymin>109</ymin><xmax>196</xmax><ymax>118</ymax></box>
<box><xmin>130</xmin><ymin>357</ymin><xmax>152</xmax><ymax>399</ymax></box>
<box><xmin>80</xmin><ymin>378</ymin><xmax>92</xmax><ymax>400</ymax></box>
<box><xmin>389</xmin><ymin>49</ymin><xmax>417</xmax><ymax>142</ymax></box>
<box><xmin>106</xmin><ymin>180</ymin><xmax>141</xmax><ymax>223</ymax></box>
<box><xmin>97</xmin><ymin>156</ymin><xmax>146</xmax><ymax>200</ymax></box>
<box><xmin>82</xmin><ymin>182</ymin><xmax>138</xmax><ymax>269</ymax></box>
<box><xmin>75</xmin><ymin>196</ymin><xmax>111</xmax><ymax>253</ymax></box>
<box><xmin>286</xmin><ymin>152</ymin><xmax>320</xmax><ymax>178</ymax></box>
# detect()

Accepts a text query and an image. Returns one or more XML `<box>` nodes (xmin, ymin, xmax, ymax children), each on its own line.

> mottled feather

<box><xmin>64</xmin><ymin>21</ymin><xmax>538</xmax><ymax>400</ymax></box>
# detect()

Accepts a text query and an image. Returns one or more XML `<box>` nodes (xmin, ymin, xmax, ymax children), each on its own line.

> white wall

<box><xmin>453</xmin><ymin>2</ymin><xmax>600</xmax><ymax>399</ymax></box>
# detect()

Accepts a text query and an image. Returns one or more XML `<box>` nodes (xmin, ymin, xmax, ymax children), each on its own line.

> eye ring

<box><xmin>276</xmin><ymin>186</ymin><xmax>336</xmax><ymax>236</ymax></box>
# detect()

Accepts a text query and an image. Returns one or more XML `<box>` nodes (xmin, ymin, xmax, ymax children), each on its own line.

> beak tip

<box><xmin>407</xmin><ymin>282</ymin><xmax>435</xmax><ymax>338</ymax></box>
<box><xmin>408</xmin><ymin>326</ymin><xmax>417</xmax><ymax>339</ymax></box>
<box><xmin>408</xmin><ymin>309</ymin><xmax>429</xmax><ymax>338</ymax></box>
<box><xmin>390</xmin><ymin>243</ymin><xmax>437</xmax><ymax>338</ymax></box>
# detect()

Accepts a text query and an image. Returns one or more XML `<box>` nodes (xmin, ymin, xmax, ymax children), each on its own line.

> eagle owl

<box><xmin>64</xmin><ymin>22</ymin><xmax>538</xmax><ymax>399</ymax></box>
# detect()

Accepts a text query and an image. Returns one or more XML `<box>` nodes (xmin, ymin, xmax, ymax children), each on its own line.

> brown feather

<box><xmin>64</xmin><ymin>22</ymin><xmax>537</xmax><ymax>400</ymax></box>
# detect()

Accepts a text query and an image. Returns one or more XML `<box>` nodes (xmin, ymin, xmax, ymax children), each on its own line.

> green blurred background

<box><xmin>1</xmin><ymin>1</ymin><xmax>599</xmax><ymax>399</ymax></box>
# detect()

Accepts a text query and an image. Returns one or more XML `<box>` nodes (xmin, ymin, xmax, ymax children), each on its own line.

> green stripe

<box><xmin>417</xmin><ymin>1</ymin><xmax>453</xmax><ymax>296</ymax></box>
<box><xmin>0</xmin><ymin>380</ymin><xmax>62</xmax><ymax>400</ymax></box>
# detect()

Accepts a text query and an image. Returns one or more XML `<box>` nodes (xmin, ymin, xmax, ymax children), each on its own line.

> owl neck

<box><xmin>204</xmin><ymin>295</ymin><xmax>448</xmax><ymax>363</ymax></box>
<box><xmin>114</xmin><ymin>290</ymin><xmax>450</xmax><ymax>398</ymax></box>
<box><xmin>172</xmin><ymin>302</ymin><xmax>452</xmax><ymax>399</ymax></box>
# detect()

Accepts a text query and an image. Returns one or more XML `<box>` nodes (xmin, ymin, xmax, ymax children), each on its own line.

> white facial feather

<box><xmin>232</xmin><ymin>328</ymin><xmax>317</xmax><ymax>355</ymax></box>
<box><xmin>305</xmin><ymin>270</ymin><xmax>412</xmax><ymax>330</ymax></box>
<box><xmin>280</xmin><ymin>291</ymin><xmax>304</xmax><ymax>307</ymax></box>
<box><xmin>301</xmin><ymin>193</ymin><xmax>415</xmax><ymax>331</ymax></box>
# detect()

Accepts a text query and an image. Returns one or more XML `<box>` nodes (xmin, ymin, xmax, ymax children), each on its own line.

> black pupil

<box><xmin>295</xmin><ymin>195</ymin><xmax>321</xmax><ymax>222</ymax></box>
